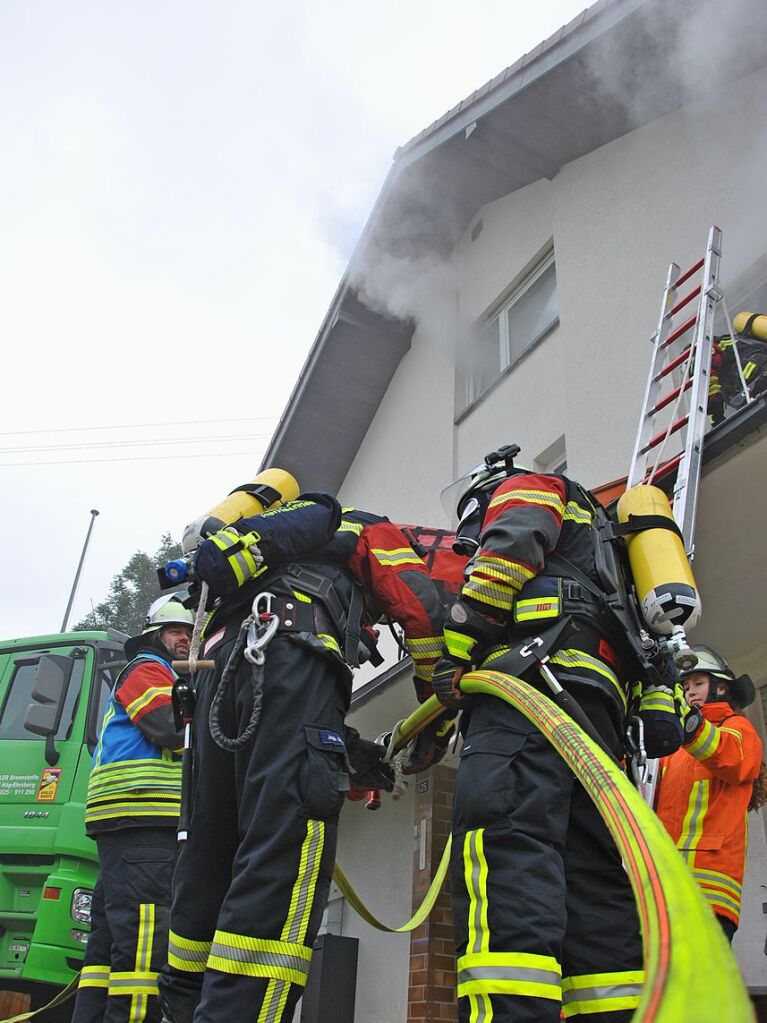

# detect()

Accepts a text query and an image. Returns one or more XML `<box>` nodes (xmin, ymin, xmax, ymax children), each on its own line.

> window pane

<box><xmin>506</xmin><ymin>262</ymin><xmax>558</xmax><ymax>366</ymax></box>
<box><xmin>456</xmin><ymin>318</ymin><xmax>501</xmax><ymax>412</ymax></box>
<box><xmin>0</xmin><ymin>658</ymin><xmax>84</xmax><ymax>741</ymax></box>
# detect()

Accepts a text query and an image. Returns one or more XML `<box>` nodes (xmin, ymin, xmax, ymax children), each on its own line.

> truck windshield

<box><xmin>0</xmin><ymin>658</ymin><xmax>85</xmax><ymax>741</ymax></box>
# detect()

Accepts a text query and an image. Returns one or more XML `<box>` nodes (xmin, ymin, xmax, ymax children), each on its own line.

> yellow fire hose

<box><xmin>334</xmin><ymin>671</ymin><xmax>754</xmax><ymax>1022</ymax></box>
<box><xmin>1</xmin><ymin>972</ymin><xmax>80</xmax><ymax>1022</ymax></box>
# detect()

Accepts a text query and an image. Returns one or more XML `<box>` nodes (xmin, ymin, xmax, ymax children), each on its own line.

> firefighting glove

<box><xmin>432</xmin><ymin>656</ymin><xmax>468</xmax><ymax>710</ymax></box>
<box><xmin>626</xmin><ymin>681</ymin><xmax>684</xmax><ymax>759</ymax></box>
<box><xmin>402</xmin><ymin>711</ymin><xmax>458</xmax><ymax>775</ymax></box>
<box><xmin>193</xmin><ymin>526</ymin><xmax>265</xmax><ymax>597</ymax></box>
<box><xmin>681</xmin><ymin>704</ymin><xmax>704</xmax><ymax>744</ymax></box>
<box><xmin>345</xmin><ymin>728</ymin><xmax>395</xmax><ymax>793</ymax></box>
<box><xmin>433</xmin><ymin>599</ymin><xmax>505</xmax><ymax>709</ymax></box>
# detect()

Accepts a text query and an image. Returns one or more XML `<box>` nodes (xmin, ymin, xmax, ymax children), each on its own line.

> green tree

<box><xmin>74</xmin><ymin>533</ymin><xmax>182</xmax><ymax>636</ymax></box>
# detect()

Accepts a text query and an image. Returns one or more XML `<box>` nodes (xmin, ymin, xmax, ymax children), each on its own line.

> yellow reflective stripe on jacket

<box><xmin>316</xmin><ymin>633</ymin><xmax>341</xmax><ymax>655</ymax></box>
<box><xmin>371</xmin><ymin>547</ymin><xmax>423</xmax><ymax>567</ymax></box>
<box><xmin>458</xmin><ymin>951</ymin><xmax>562</xmax><ymax>1000</ymax></box>
<box><xmin>338</xmin><ymin>519</ymin><xmax>363</xmax><ymax>535</ymax></box>
<box><xmin>488</xmin><ymin>489</ymin><xmax>565</xmax><ymax>516</ymax></box>
<box><xmin>472</xmin><ymin>554</ymin><xmax>535</xmax><ymax>588</ymax></box>
<box><xmin>462</xmin><ymin>577</ymin><xmax>516</xmax><ymax>611</ymax></box>
<box><xmin>209</xmin><ymin>528</ymin><xmax>262</xmax><ymax>587</ymax></box>
<box><xmin>167</xmin><ymin>930</ymin><xmax>212</xmax><ymax>973</ymax></box>
<box><xmin>514</xmin><ymin>596</ymin><xmax>562</xmax><ymax>621</ymax></box>
<box><xmin>693</xmin><ymin>866</ymin><xmax>743</xmax><ymax>917</ymax></box>
<box><xmin>563</xmin><ymin>501</ymin><xmax>593</xmax><ymax>524</ymax></box>
<box><xmin>124</xmin><ymin>684</ymin><xmax>173</xmax><ymax>719</ymax></box>
<box><xmin>207</xmin><ymin>932</ymin><xmax>313</xmax><ymax>983</ymax></box>
<box><xmin>89</xmin><ymin>758</ymin><xmax>181</xmax><ymax>791</ymax></box>
<box><xmin>291</xmin><ymin>590</ymin><xmax>312</xmax><ymax>603</ymax></box>
<box><xmin>406</xmin><ymin>636</ymin><xmax>443</xmax><ymax>657</ymax></box>
<box><xmin>444</xmin><ymin>630</ymin><xmax>476</xmax><ymax>660</ymax></box>
<box><xmin>685</xmin><ymin>719</ymin><xmax>721</xmax><ymax>760</ymax></box>
<box><xmin>640</xmin><ymin>690</ymin><xmax>675</xmax><ymax>713</ymax></box>
<box><xmin>548</xmin><ymin>649</ymin><xmax>627</xmax><ymax>709</ymax></box>
<box><xmin>677</xmin><ymin>779</ymin><xmax>710</xmax><ymax>862</ymax></box>
<box><xmin>693</xmin><ymin>868</ymin><xmax>742</xmax><ymax>900</ymax></box>
<box><xmin>699</xmin><ymin>885</ymin><xmax>741</xmax><ymax>918</ymax></box>
<box><xmin>85</xmin><ymin>799</ymin><xmax>181</xmax><ymax>824</ymax></box>
<box><xmin>257</xmin><ymin>819</ymin><xmax>325</xmax><ymax>1023</ymax></box>
<box><xmin>743</xmin><ymin>360</ymin><xmax>757</xmax><ymax>380</ymax></box>
<box><xmin>79</xmin><ymin>964</ymin><xmax>110</xmax><ymax>988</ymax></box>
<box><xmin>720</xmin><ymin>727</ymin><xmax>744</xmax><ymax>756</ymax></box>
<box><xmin>562</xmin><ymin>970</ymin><xmax>644</xmax><ymax>1017</ymax></box>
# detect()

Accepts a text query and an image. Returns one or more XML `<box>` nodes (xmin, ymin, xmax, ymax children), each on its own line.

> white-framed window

<box><xmin>535</xmin><ymin>435</ymin><xmax>568</xmax><ymax>475</ymax></box>
<box><xmin>456</xmin><ymin>248</ymin><xmax>559</xmax><ymax>417</ymax></box>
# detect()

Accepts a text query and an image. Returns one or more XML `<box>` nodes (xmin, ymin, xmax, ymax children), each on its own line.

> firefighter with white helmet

<box><xmin>72</xmin><ymin>596</ymin><xmax>194</xmax><ymax>1023</ymax></box>
<box><xmin>656</xmin><ymin>644</ymin><xmax>765</xmax><ymax>942</ymax></box>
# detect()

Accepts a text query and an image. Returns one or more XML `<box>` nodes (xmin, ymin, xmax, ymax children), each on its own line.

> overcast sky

<box><xmin>0</xmin><ymin>0</ymin><xmax>591</xmax><ymax>640</ymax></box>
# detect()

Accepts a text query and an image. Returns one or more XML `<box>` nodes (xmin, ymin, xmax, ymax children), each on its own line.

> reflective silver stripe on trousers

<box><xmin>563</xmin><ymin>982</ymin><xmax>644</xmax><ymax>1003</ymax></box>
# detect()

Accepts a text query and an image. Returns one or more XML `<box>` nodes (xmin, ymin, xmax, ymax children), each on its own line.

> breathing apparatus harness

<box><xmin>205</xmin><ymin>564</ymin><xmax>378</xmax><ymax>753</ymax></box>
<box><xmin>451</xmin><ymin>445</ymin><xmax>686</xmax><ymax>775</ymax></box>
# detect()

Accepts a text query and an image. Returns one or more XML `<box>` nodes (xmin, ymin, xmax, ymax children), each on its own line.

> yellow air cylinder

<box><xmin>616</xmin><ymin>484</ymin><xmax>701</xmax><ymax>636</ymax></box>
<box><xmin>181</xmin><ymin>468</ymin><xmax>300</xmax><ymax>553</ymax></box>
<box><xmin>733</xmin><ymin>310</ymin><xmax>767</xmax><ymax>342</ymax></box>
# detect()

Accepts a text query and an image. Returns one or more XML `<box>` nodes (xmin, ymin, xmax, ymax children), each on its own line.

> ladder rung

<box><xmin>670</xmin><ymin>284</ymin><xmax>701</xmax><ymax>317</ymax></box>
<box><xmin>641</xmin><ymin>414</ymin><xmax>689</xmax><ymax>454</ymax></box>
<box><xmin>648</xmin><ymin>379</ymin><xmax>692</xmax><ymax>415</ymax></box>
<box><xmin>655</xmin><ymin>345</ymin><xmax>692</xmax><ymax>381</ymax></box>
<box><xmin>661</xmin><ymin>314</ymin><xmax>697</xmax><ymax>349</ymax></box>
<box><xmin>642</xmin><ymin>452</ymin><xmax>683</xmax><ymax>485</ymax></box>
<box><xmin>676</xmin><ymin>257</ymin><xmax>704</xmax><ymax>288</ymax></box>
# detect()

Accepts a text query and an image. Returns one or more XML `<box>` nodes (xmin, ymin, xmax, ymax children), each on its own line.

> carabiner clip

<box><xmin>244</xmin><ymin>592</ymin><xmax>280</xmax><ymax>666</ymax></box>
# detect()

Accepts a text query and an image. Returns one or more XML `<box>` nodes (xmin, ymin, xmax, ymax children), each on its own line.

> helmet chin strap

<box><xmin>706</xmin><ymin>676</ymin><xmax>730</xmax><ymax>704</ymax></box>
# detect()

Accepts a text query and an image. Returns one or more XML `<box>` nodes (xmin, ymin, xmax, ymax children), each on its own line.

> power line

<box><xmin>0</xmin><ymin>450</ymin><xmax>266</xmax><ymax>469</ymax></box>
<box><xmin>0</xmin><ymin>415</ymin><xmax>279</xmax><ymax>438</ymax></box>
<box><xmin>0</xmin><ymin>432</ymin><xmax>274</xmax><ymax>455</ymax></box>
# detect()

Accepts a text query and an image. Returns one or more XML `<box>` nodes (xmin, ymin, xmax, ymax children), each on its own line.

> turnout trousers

<box><xmin>451</xmin><ymin>684</ymin><xmax>644</xmax><ymax>1023</ymax></box>
<box><xmin>72</xmin><ymin>827</ymin><xmax>177</xmax><ymax>1023</ymax></box>
<box><xmin>158</xmin><ymin>632</ymin><xmax>349</xmax><ymax>1023</ymax></box>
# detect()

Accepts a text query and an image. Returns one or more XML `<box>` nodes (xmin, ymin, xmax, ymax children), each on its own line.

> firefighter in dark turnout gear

<box><xmin>433</xmin><ymin>446</ymin><xmax>645</xmax><ymax>1023</ymax></box>
<box><xmin>72</xmin><ymin>597</ymin><xmax>193</xmax><ymax>1023</ymax></box>
<box><xmin>158</xmin><ymin>493</ymin><xmax>452</xmax><ymax>1023</ymax></box>
<box><xmin>708</xmin><ymin>317</ymin><xmax>767</xmax><ymax>425</ymax></box>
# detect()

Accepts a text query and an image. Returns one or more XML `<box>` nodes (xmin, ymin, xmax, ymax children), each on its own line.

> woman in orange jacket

<box><xmin>655</xmin><ymin>645</ymin><xmax>766</xmax><ymax>942</ymax></box>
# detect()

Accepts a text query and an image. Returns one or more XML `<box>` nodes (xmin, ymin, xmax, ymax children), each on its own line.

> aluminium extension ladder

<box><xmin>626</xmin><ymin>225</ymin><xmax>722</xmax><ymax>559</ymax></box>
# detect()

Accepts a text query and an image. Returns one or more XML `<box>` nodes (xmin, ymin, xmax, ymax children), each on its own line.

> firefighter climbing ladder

<box><xmin>626</xmin><ymin>225</ymin><xmax>722</xmax><ymax>556</ymax></box>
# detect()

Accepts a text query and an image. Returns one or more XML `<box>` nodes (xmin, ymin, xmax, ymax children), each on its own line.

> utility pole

<box><xmin>61</xmin><ymin>509</ymin><xmax>100</xmax><ymax>633</ymax></box>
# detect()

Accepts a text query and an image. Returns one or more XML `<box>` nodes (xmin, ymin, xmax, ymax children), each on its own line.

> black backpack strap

<box><xmin>611</xmin><ymin>514</ymin><xmax>684</xmax><ymax>541</ymax></box>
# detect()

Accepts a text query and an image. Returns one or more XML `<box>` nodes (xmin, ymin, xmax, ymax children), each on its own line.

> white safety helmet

<box><xmin>125</xmin><ymin>595</ymin><xmax>194</xmax><ymax>658</ymax></box>
<box><xmin>680</xmin><ymin>645</ymin><xmax>734</xmax><ymax>684</ymax></box>
<box><xmin>142</xmin><ymin>595</ymin><xmax>194</xmax><ymax>634</ymax></box>
<box><xmin>680</xmin><ymin>644</ymin><xmax>756</xmax><ymax>708</ymax></box>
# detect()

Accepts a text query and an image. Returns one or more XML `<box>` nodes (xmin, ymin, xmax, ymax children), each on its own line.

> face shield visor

<box><xmin>440</xmin><ymin>463</ymin><xmax>489</xmax><ymax>528</ymax></box>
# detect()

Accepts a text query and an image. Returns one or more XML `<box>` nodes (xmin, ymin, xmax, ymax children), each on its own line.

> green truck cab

<box><xmin>0</xmin><ymin>630</ymin><xmax>126</xmax><ymax>997</ymax></box>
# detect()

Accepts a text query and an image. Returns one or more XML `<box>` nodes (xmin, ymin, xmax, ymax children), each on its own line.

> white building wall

<box><xmin>329</xmin><ymin>63</ymin><xmax>767</xmax><ymax>1017</ymax></box>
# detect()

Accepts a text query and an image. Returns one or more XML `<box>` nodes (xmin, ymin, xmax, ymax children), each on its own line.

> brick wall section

<box><xmin>407</xmin><ymin>764</ymin><xmax>458</xmax><ymax>1023</ymax></box>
